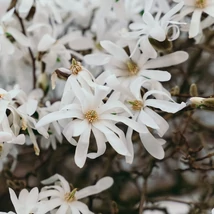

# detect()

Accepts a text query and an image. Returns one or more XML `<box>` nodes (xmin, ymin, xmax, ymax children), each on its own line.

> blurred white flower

<box><xmin>38</xmin><ymin>174</ymin><xmax>113</xmax><ymax>214</ymax></box>
<box><xmin>9</xmin><ymin>187</ymin><xmax>39</xmax><ymax>214</ymax></box>
<box><xmin>174</xmin><ymin>0</ymin><xmax>214</xmax><ymax>38</ymax></box>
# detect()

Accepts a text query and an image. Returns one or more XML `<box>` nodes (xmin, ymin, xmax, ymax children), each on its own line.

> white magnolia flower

<box><xmin>174</xmin><ymin>0</ymin><xmax>214</xmax><ymax>38</ymax></box>
<box><xmin>53</xmin><ymin>59</ymin><xmax>96</xmax><ymax>109</ymax></box>
<box><xmin>8</xmin><ymin>187</ymin><xmax>39</xmax><ymax>214</ymax></box>
<box><xmin>38</xmin><ymin>174</ymin><xmax>113</xmax><ymax>214</ymax></box>
<box><xmin>36</xmin><ymin>84</ymin><xmax>145</xmax><ymax>168</ymax></box>
<box><xmin>85</xmin><ymin>41</ymin><xmax>188</xmax><ymax>89</ymax></box>
<box><xmin>106</xmin><ymin>75</ymin><xmax>186</xmax><ymax>163</ymax></box>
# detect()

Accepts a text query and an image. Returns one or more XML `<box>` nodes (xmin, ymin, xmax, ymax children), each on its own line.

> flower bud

<box><xmin>189</xmin><ymin>83</ymin><xmax>198</xmax><ymax>96</ymax></box>
<box><xmin>171</xmin><ymin>85</ymin><xmax>180</xmax><ymax>96</ymax></box>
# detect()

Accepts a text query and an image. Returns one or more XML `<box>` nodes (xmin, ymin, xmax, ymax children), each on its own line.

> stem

<box><xmin>139</xmin><ymin>178</ymin><xmax>147</xmax><ymax>214</ymax></box>
<box><xmin>15</xmin><ymin>11</ymin><xmax>36</xmax><ymax>89</ymax></box>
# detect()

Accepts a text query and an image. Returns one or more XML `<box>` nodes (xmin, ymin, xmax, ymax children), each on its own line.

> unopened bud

<box><xmin>189</xmin><ymin>97</ymin><xmax>204</xmax><ymax>107</ymax></box>
<box><xmin>37</xmin><ymin>72</ymin><xmax>49</xmax><ymax>93</ymax></box>
<box><xmin>189</xmin><ymin>83</ymin><xmax>198</xmax><ymax>96</ymax></box>
<box><xmin>171</xmin><ymin>86</ymin><xmax>180</xmax><ymax>96</ymax></box>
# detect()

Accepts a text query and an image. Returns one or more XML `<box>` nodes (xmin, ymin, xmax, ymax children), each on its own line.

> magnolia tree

<box><xmin>0</xmin><ymin>0</ymin><xmax>214</xmax><ymax>213</ymax></box>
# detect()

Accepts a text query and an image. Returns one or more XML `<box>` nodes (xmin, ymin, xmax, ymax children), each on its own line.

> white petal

<box><xmin>1</xmin><ymin>8</ymin><xmax>15</xmax><ymax>22</ymax></box>
<box><xmin>140</xmin><ymin>132</ymin><xmax>165</xmax><ymax>159</ymax></box>
<box><xmin>139</xmin><ymin>70</ymin><xmax>171</xmax><ymax>82</ymax></box>
<box><xmin>100</xmin><ymin>40</ymin><xmax>129</xmax><ymax>62</ymax></box>
<box><xmin>100</xmin><ymin>114</ymin><xmax>147</xmax><ymax>133</ymax></box>
<box><xmin>144</xmin><ymin>108</ymin><xmax>169</xmax><ymax>137</ymax></box>
<box><xmin>143</xmin><ymin>12</ymin><xmax>156</xmax><ymax>26</ymax></box>
<box><xmin>84</xmin><ymin>54</ymin><xmax>111</xmax><ymax>66</ymax></box>
<box><xmin>0</xmin><ymin>100</ymin><xmax>9</xmax><ymax>123</ymax></box>
<box><xmin>56</xmin><ymin>204</ymin><xmax>68</xmax><ymax>214</ymax></box>
<box><xmin>69</xmin><ymin>37</ymin><xmax>94</xmax><ymax>50</ymax></box>
<box><xmin>87</xmin><ymin>127</ymin><xmax>106</xmax><ymax>159</ymax></box>
<box><xmin>76</xmin><ymin>177</ymin><xmax>113</xmax><ymax>200</ymax></box>
<box><xmin>93</xmin><ymin>122</ymin><xmax>129</xmax><ymax>155</ymax></box>
<box><xmin>145</xmin><ymin>99</ymin><xmax>186</xmax><ymax>113</ymax></box>
<box><xmin>140</xmin><ymin>36</ymin><xmax>157</xmax><ymax>59</ymax></box>
<box><xmin>70</xmin><ymin>201</ymin><xmax>93</xmax><ymax>214</ymax></box>
<box><xmin>204</xmin><ymin>5</ymin><xmax>214</xmax><ymax>17</ymax></box>
<box><xmin>36</xmin><ymin>110</ymin><xmax>83</xmax><ymax>128</ymax></box>
<box><xmin>11</xmin><ymin>134</ymin><xmax>25</xmax><ymax>145</ymax></box>
<box><xmin>38</xmin><ymin>34</ymin><xmax>56</xmax><ymax>51</ymax></box>
<box><xmin>189</xmin><ymin>9</ymin><xmax>202</xmax><ymax>38</ymax></box>
<box><xmin>18</xmin><ymin>0</ymin><xmax>34</xmax><ymax>16</ymax></box>
<box><xmin>138</xmin><ymin>109</ymin><xmax>159</xmax><ymax>129</ymax></box>
<box><xmin>129</xmin><ymin>22</ymin><xmax>146</xmax><ymax>30</ymax></box>
<box><xmin>27</xmin><ymin>99</ymin><xmax>38</xmax><ymax>116</ymax></box>
<box><xmin>0</xmin><ymin>132</ymin><xmax>12</xmax><ymax>142</ymax></box>
<box><xmin>74</xmin><ymin>126</ymin><xmax>91</xmax><ymax>168</ymax></box>
<box><xmin>143</xmin><ymin>51</ymin><xmax>189</xmax><ymax>69</ymax></box>
<box><xmin>41</xmin><ymin>174</ymin><xmax>70</xmax><ymax>192</ymax></box>
<box><xmin>6</xmin><ymin>27</ymin><xmax>30</xmax><ymax>47</ymax></box>
<box><xmin>37</xmin><ymin>198</ymin><xmax>62</xmax><ymax>214</ymax></box>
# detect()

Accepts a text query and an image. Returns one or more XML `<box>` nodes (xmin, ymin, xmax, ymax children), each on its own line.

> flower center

<box><xmin>0</xmin><ymin>94</ymin><xmax>5</xmax><ymax>99</ymax></box>
<box><xmin>129</xmin><ymin>100</ymin><xmax>143</xmax><ymax>111</ymax></box>
<box><xmin>195</xmin><ymin>0</ymin><xmax>207</xmax><ymax>8</ymax></box>
<box><xmin>126</xmin><ymin>60</ymin><xmax>139</xmax><ymax>75</ymax></box>
<box><xmin>64</xmin><ymin>188</ymin><xmax>77</xmax><ymax>203</ymax></box>
<box><xmin>70</xmin><ymin>58</ymin><xmax>82</xmax><ymax>75</ymax></box>
<box><xmin>85</xmin><ymin>110</ymin><xmax>98</xmax><ymax>123</ymax></box>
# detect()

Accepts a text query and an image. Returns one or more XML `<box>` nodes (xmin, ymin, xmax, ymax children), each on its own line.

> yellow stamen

<box><xmin>126</xmin><ymin>60</ymin><xmax>139</xmax><ymax>75</ymax></box>
<box><xmin>85</xmin><ymin>110</ymin><xmax>98</xmax><ymax>123</ymax></box>
<box><xmin>195</xmin><ymin>0</ymin><xmax>207</xmax><ymax>8</ymax></box>
<box><xmin>129</xmin><ymin>100</ymin><xmax>143</xmax><ymax>111</ymax></box>
<box><xmin>21</xmin><ymin>119</ymin><xmax>27</xmax><ymax>131</ymax></box>
<box><xmin>70</xmin><ymin>58</ymin><xmax>82</xmax><ymax>75</ymax></box>
<box><xmin>64</xmin><ymin>188</ymin><xmax>77</xmax><ymax>202</ymax></box>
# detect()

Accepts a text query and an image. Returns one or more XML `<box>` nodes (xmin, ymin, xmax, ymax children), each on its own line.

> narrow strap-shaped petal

<box><xmin>41</xmin><ymin>174</ymin><xmax>70</xmax><ymax>193</ymax></box>
<box><xmin>56</xmin><ymin>203</ymin><xmax>69</xmax><ymax>214</ymax></box>
<box><xmin>74</xmin><ymin>125</ymin><xmax>91</xmax><ymax>168</ymax></box>
<box><xmin>140</xmin><ymin>132</ymin><xmax>165</xmax><ymax>159</ymax></box>
<box><xmin>189</xmin><ymin>9</ymin><xmax>202</xmax><ymax>38</ymax></box>
<box><xmin>93</xmin><ymin>122</ymin><xmax>129</xmax><ymax>155</ymax></box>
<box><xmin>144</xmin><ymin>107</ymin><xmax>169</xmax><ymax>137</ymax></box>
<box><xmin>203</xmin><ymin>6</ymin><xmax>214</xmax><ymax>17</ymax></box>
<box><xmin>100</xmin><ymin>40</ymin><xmax>129</xmax><ymax>62</ymax></box>
<box><xmin>143</xmin><ymin>51</ymin><xmax>189</xmax><ymax>69</ymax></box>
<box><xmin>99</xmin><ymin>114</ymin><xmax>147</xmax><ymax>133</ymax></box>
<box><xmin>37</xmin><ymin>198</ymin><xmax>62</xmax><ymax>214</ymax></box>
<box><xmin>87</xmin><ymin>127</ymin><xmax>107</xmax><ymax>159</ymax></box>
<box><xmin>76</xmin><ymin>177</ymin><xmax>113</xmax><ymax>200</ymax></box>
<box><xmin>0</xmin><ymin>132</ymin><xmax>12</xmax><ymax>143</ymax></box>
<box><xmin>145</xmin><ymin>99</ymin><xmax>186</xmax><ymax>113</ymax></box>
<box><xmin>138</xmin><ymin>109</ymin><xmax>160</xmax><ymax>130</ymax></box>
<box><xmin>38</xmin><ymin>34</ymin><xmax>56</xmax><ymax>51</ymax></box>
<box><xmin>38</xmin><ymin>190</ymin><xmax>61</xmax><ymax>200</ymax></box>
<box><xmin>139</xmin><ymin>70</ymin><xmax>171</xmax><ymax>82</ymax></box>
<box><xmin>36</xmin><ymin>110</ymin><xmax>83</xmax><ymax>128</ymax></box>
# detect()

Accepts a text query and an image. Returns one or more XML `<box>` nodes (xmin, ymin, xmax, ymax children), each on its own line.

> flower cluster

<box><xmin>0</xmin><ymin>174</ymin><xmax>113</xmax><ymax>214</ymax></box>
<box><xmin>0</xmin><ymin>0</ymin><xmax>213</xmax><ymax>213</ymax></box>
